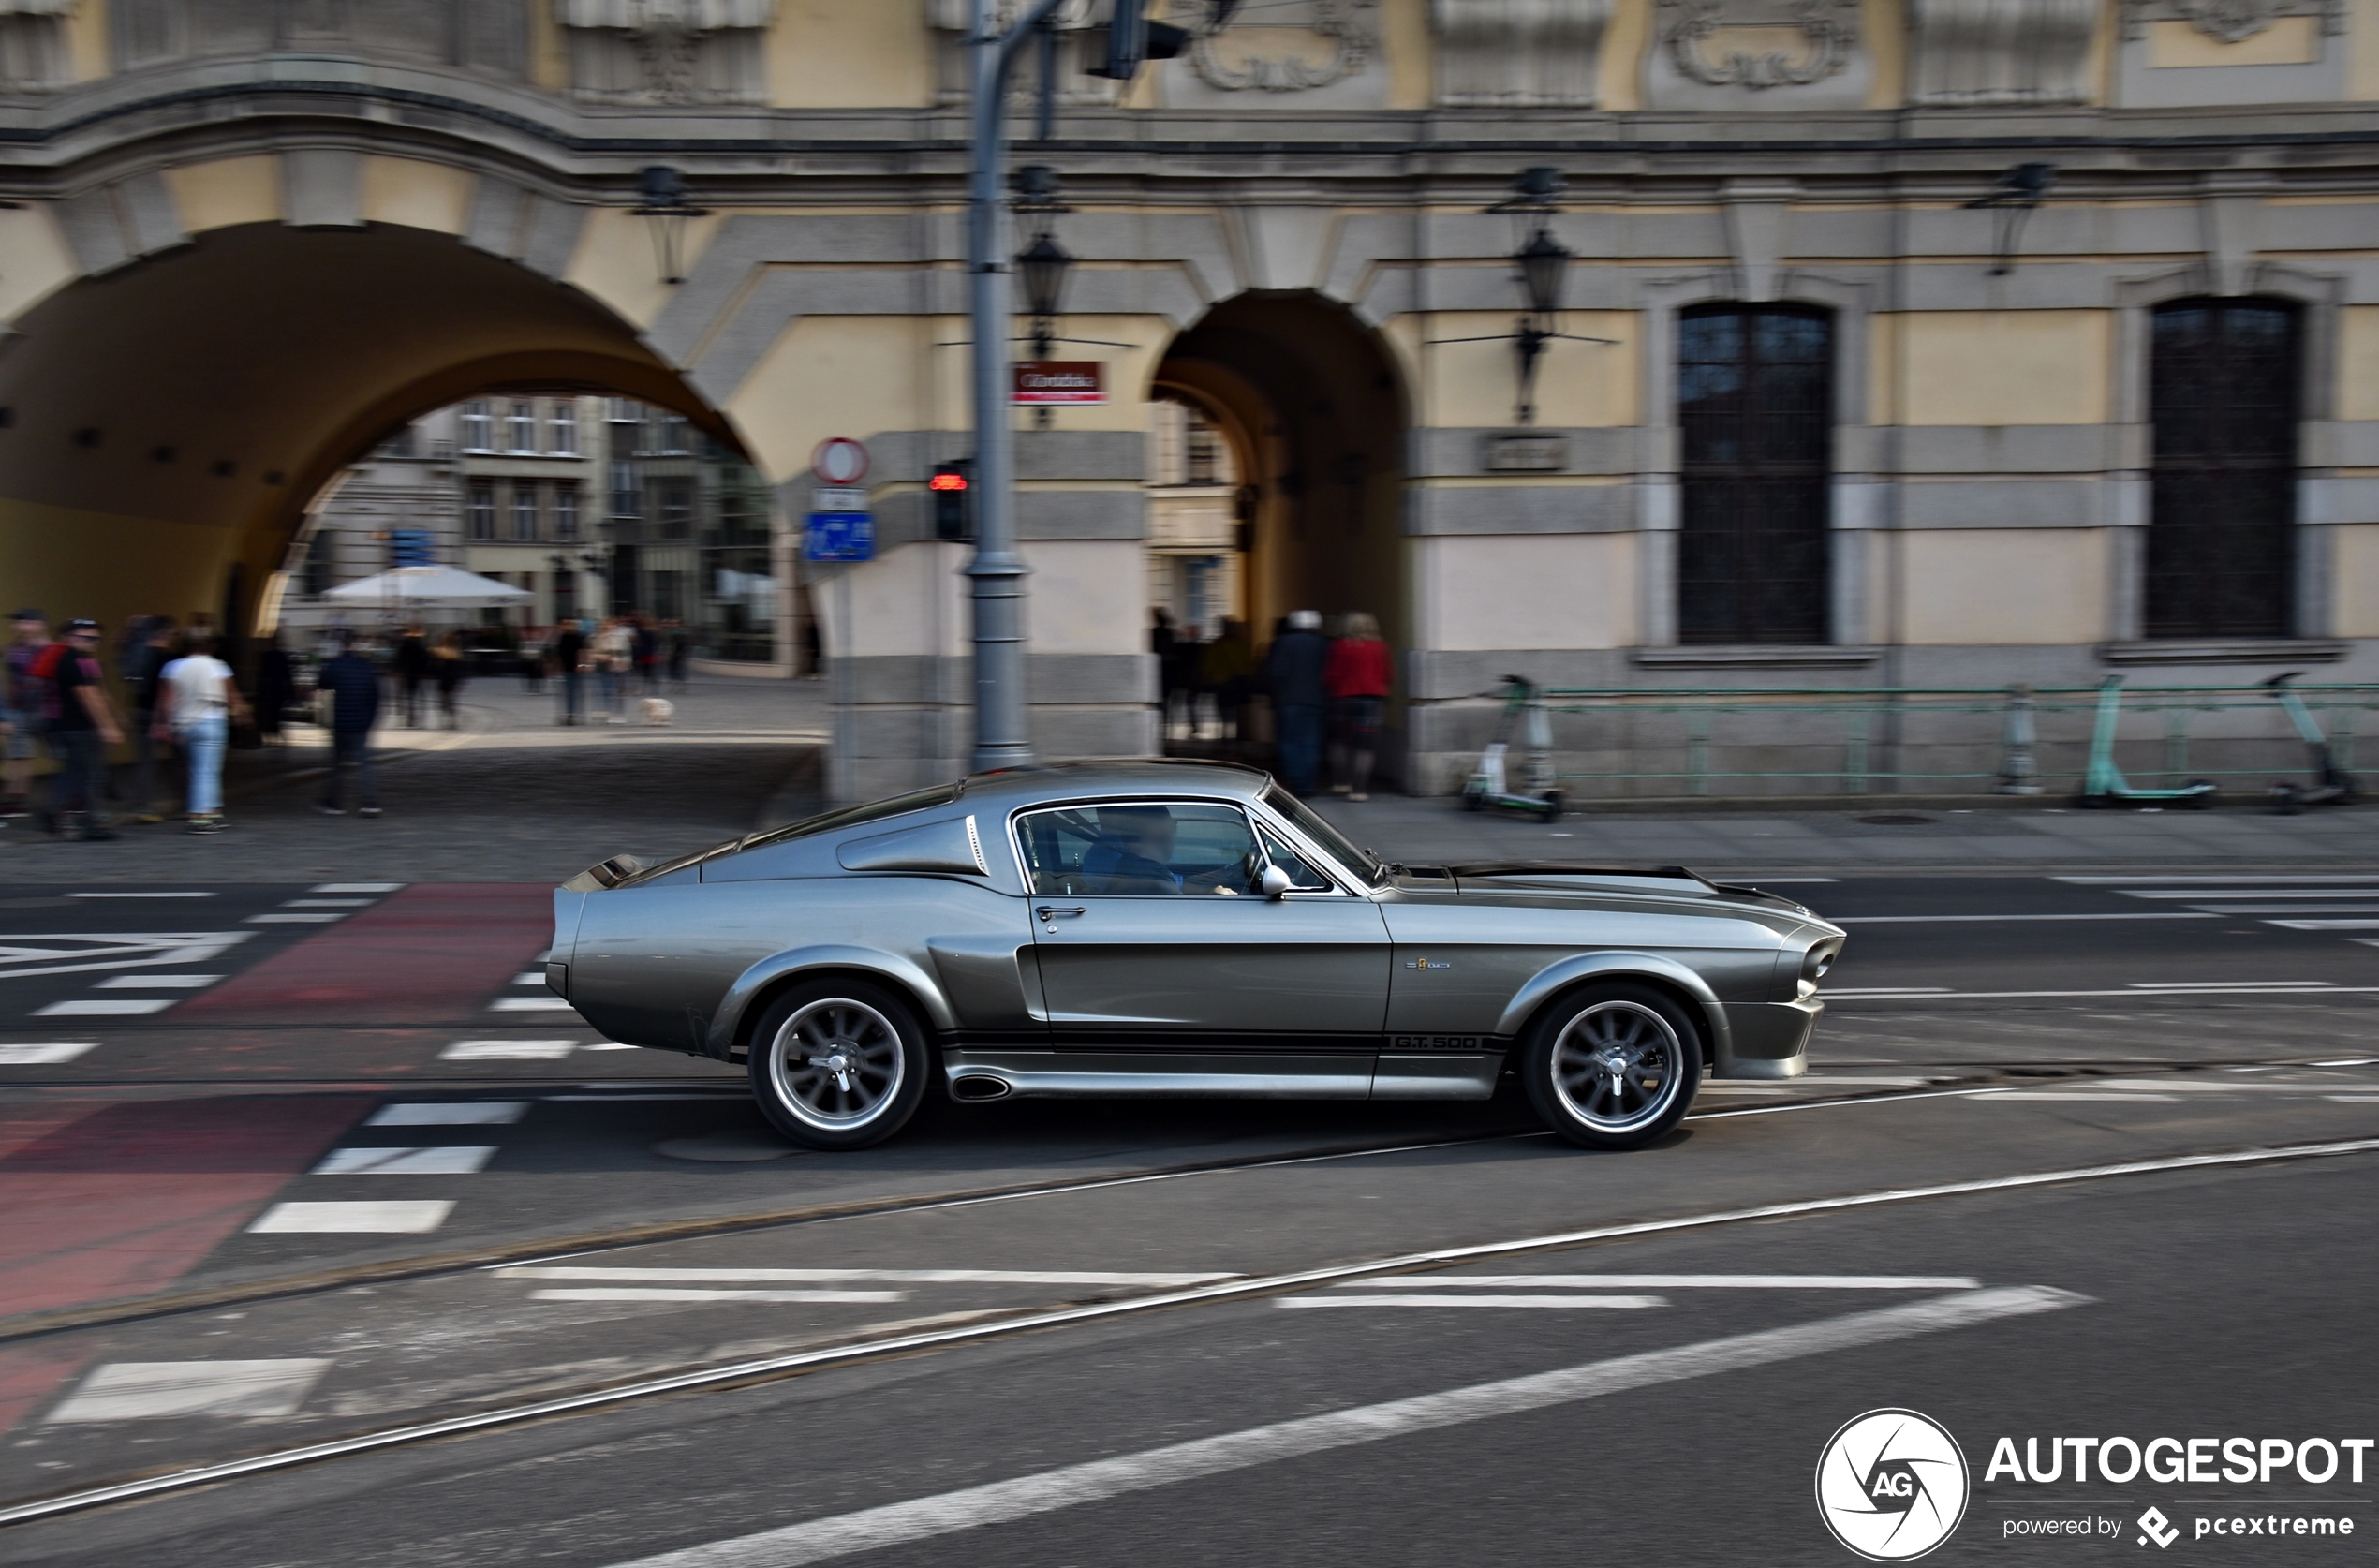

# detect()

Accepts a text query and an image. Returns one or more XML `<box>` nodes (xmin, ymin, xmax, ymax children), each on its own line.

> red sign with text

<box><xmin>1012</xmin><ymin>362</ymin><xmax>1105</xmax><ymax>405</ymax></box>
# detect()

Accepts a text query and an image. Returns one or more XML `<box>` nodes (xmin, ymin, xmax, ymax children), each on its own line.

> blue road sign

<box><xmin>805</xmin><ymin>511</ymin><xmax>875</xmax><ymax>563</ymax></box>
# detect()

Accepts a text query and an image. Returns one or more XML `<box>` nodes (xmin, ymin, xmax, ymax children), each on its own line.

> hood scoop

<box><xmin>1448</xmin><ymin>864</ymin><xmax>1715</xmax><ymax>896</ymax></box>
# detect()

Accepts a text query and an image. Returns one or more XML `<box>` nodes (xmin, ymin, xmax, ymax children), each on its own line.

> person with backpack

<box><xmin>153</xmin><ymin>630</ymin><xmax>248</xmax><ymax>833</ymax></box>
<box><xmin>39</xmin><ymin>618</ymin><xmax>126</xmax><ymax>840</ymax></box>
<box><xmin>1</xmin><ymin>607</ymin><xmax>49</xmax><ymax>820</ymax></box>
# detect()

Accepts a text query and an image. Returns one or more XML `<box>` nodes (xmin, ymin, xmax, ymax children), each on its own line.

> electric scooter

<box><xmin>2077</xmin><ymin>675</ymin><xmax>2217</xmax><ymax>809</ymax></box>
<box><xmin>1461</xmin><ymin>675</ymin><xmax>1565</xmax><ymax>820</ymax></box>
<box><xmin>2263</xmin><ymin>672</ymin><xmax>2358</xmax><ymax>813</ymax></box>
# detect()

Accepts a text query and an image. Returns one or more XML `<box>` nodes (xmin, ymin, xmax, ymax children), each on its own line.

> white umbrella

<box><xmin>325</xmin><ymin>565</ymin><xmax>532</xmax><ymax>608</ymax></box>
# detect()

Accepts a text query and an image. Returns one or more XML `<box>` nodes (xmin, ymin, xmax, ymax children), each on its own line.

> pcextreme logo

<box><xmin>1816</xmin><ymin>1408</ymin><xmax>1972</xmax><ymax>1561</ymax></box>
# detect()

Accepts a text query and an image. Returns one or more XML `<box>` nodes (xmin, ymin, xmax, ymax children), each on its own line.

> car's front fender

<box><xmin>707</xmin><ymin>944</ymin><xmax>958</xmax><ymax>1058</ymax></box>
<box><xmin>1493</xmin><ymin>951</ymin><xmax>1737</xmax><ymax>1072</ymax></box>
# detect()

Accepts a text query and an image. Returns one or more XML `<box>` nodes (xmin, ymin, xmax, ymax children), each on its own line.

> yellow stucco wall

<box><xmin>1899</xmin><ymin>528</ymin><xmax>2109</xmax><ymax>645</ymax></box>
<box><xmin>1861</xmin><ymin>0</ymin><xmax>1906</xmax><ymax>109</ymax></box>
<box><xmin>0</xmin><ymin>206</ymin><xmax>81</xmax><ymax>327</ymax></box>
<box><xmin>1876</xmin><ymin>311</ymin><xmax>2115</xmax><ymax>427</ymax></box>
<box><xmin>65</xmin><ymin>0</ymin><xmax>106</xmax><ymax>81</ymax></box>
<box><xmin>1599</xmin><ymin>0</ymin><xmax>1649</xmax><ymax>111</ymax></box>
<box><xmin>2335</xmin><ymin>525</ymin><xmax>2379</xmax><ymax>637</ymax></box>
<box><xmin>2356</xmin><ymin>0</ymin><xmax>2379</xmax><ymax>97</ymax></box>
<box><xmin>1382</xmin><ymin>0</ymin><xmax>1432</xmax><ymax>110</ymax></box>
<box><xmin>1416</xmin><ymin>532</ymin><xmax>1639</xmax><ymax>652</ymax></box>
<box><xmin>1021</xmin><ymin>540</ymin><xmax>1146</xmax><ymax>655</ymax></box>
<box><xmin>2337</xmin><ymin>306</ymin><xmax>2379</xmax><ymax>421</ymax></box>
<box><xmin>2147</xmin><ymin>17</ymin><xmax>2322</xmax><ymax>69</ymax></box>
<box><xmin>768</xmin><ymin>1</ymin><xmax>935</xmax><ymax>109</ymax></box>
<box><xmin>1382</xmin><ymin>311</ymin><xmax>1639</xmax><ymax>430</ymax></box>
<box><xmin>564</xmin><ymin>205</ymin><xmax>727</xmax><ymax>335</ymax></box>
<box><xmin>724</xmin><ymin>316</ymin><xmax>945</xmax><ymax>480</ymax></box>
<box><xmin>0</xmin><ymin>496</ymin><xmax>240</xmax><ymax>642</ymax></box>
<box><xmin>359</xmin><ymin>157</ymin><xmax>475</xmax><ymax>236</ymax></box>
<box><xmin>165</xmin><ymin>157</ymin><xmax>280</xmax><ymax>233</ymax></box>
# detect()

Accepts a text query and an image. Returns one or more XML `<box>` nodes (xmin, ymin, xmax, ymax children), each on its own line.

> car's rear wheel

<box><xmin>1520</xmin><ymin>982</ymin><xmax>1701</xmax><ymax>1150</ymax></box>
<box><xmin>747</xmin><ymin>978</ymin><xmax>928</xmax><ymax>1150</ymax></box>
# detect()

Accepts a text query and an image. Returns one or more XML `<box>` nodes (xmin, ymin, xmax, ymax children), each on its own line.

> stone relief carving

<box><xmin>559</xmin><ymin>0</ymin><xmax>773</xmax><ymax>106</ymax></box>
<box><xmin>1656</xmin><ymin>0</ymin><xmax>1859</xmax><ymax>91</ymax></box>
<box><xmin>1909</xmin><ymin>0</ymin><xmax>2096</xmax><ymax>107</ymax></box>
<box><xmin>1186</xmin><ymin>0</ymin><xmax>1378</xmax><ymax>94</ymax></box>
<box><xmin>0</xmin><ymin>0</ymin><xmax>72</xmax><ymax>92</ymax></box>
<box><xmin>2120</xmin><ymin>1</ymin><xmax>2344</xmax><ymax>44</ymax></box>
<box><xmin>1428</xmin><ymin>0</ymin><xmax>1611</xmax><ymax>109</ymax></box>
<box><xmin>924</xmin><ymin>0</ymin><xmax>1118</xmax><ymax>110</ymax></box>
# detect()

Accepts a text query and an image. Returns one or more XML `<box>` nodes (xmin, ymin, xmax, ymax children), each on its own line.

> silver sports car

<box><xmin>550</xmin><ymin>762</ymin><xmax>1844</xmax><ymax>1152</ymax></box>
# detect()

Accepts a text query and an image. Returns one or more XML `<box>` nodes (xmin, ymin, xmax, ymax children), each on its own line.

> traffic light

<box><xmin>1086</xmin><ymin>0</ymin><xmax>1192</xmax><ymax>82</ymax></box>
<box><xmin>931</xmin><ymin>461</ymin><xmax>974</xmax><ymax>541</ymax></box>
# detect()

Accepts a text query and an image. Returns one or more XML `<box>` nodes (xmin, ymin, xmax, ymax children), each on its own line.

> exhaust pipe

<box><xmin>948</xmin><ymin>1074</ymin><xmax>1012</xmax><ymax>1102</ymax></box>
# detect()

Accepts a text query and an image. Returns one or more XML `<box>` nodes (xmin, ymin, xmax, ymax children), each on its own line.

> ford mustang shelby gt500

<box><xmin>549</xmin><ymin>761</ymin><xmax>1843</xmax><ymax>1152</ymax></box>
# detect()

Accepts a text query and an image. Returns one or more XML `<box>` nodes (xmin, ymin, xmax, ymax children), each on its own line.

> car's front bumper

<box><xmin>1715</xmin><ymin>997</ymin><xmax>1820</xmax><ymax>1079</ymax></box>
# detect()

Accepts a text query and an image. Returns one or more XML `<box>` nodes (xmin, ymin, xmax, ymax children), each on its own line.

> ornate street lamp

<box><xmin>1965</xmin><ymin>162</ymin><xmax>2057</xmax><ymax>277</ymax></box>
<box><xmin>629</xmin><ymin>165</ymin><xmax>712</xmax><ymax>286</ymax></box>
<box><xmin>1015</xmin><ymin>231</ymin><xmax>1073</xmax><ymax>360</ymax></box>
<box><xmin>1429</xmin><ymin>168</ymin><xmax>1608</xmax><ymax>428</ymax></box>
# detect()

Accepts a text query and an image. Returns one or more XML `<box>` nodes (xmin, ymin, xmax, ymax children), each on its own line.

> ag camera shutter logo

<box><xmin>1816</xmin><ymin>1409</ymin><xmax>1971</xmax><ymax>1561</ymax></box>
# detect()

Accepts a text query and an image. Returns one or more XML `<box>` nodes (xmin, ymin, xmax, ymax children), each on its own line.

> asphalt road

<box><xmin>1</xmin><ymin>866</ymin><xmax>2373</xmax><ymax>1564</ymax></box>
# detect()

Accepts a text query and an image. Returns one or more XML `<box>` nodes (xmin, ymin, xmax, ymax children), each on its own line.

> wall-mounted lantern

<box><xmin>1012</xmin><ymin>163</ymin><xmax>1073</xmax><ymax>360</ymax></box>
<box><xmin>1965</xmin><ymin>162</ymin><xmax>2057</xmax><ymax>276</ymax></box>
<box><xmin>630</xmin><ymin>165</ymin><xmax>711</xmax><ymax>286</ymax></box>
<box><xmin>1431</xmin><ymin>167</ymin><xmax>1611</xmax><ymax>427</ymax></box>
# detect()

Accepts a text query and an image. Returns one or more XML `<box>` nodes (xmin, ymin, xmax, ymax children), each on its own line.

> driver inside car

<box><xmin>1081</xmin><ymin>806</ymin><xmax>1184</xmax><ymax>894</ymax></box>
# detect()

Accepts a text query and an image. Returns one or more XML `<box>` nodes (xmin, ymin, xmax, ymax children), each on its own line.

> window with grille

<box><xmin>460</xmin><ymin>401</ymin><xmax>493</xmax><ymax>452</ymax></box>
<box><xmin>554</xmin><ymin>483</ymin><xmax>580</xmax><ymax>540</ymax></box>
<box><xmin>656</xmin><ymin>477</ymin><xmax>694</xmax><ymax>540</ymax></box>
<box><xmin>549</xmin><ymin>401</ymin><xmax>578</xmax><ymax>456</ymax></box>
<box><xmin>512</xmin><ymin>483</ymin><xmax>539</xmax><ymax>540</ymax></box>
<box><xmin>1676</xmin><ymin>304</ymin><xmax>1834</xmax><ymax>644</ymax></box>
<box><xmin>611</xmin><ymin>461</ymin><xmax>641</xmax><ymax>519</ymax></box>
<box><xmin>467</xmin><ymin>481</ymin><xmax>495</xmax><ymax>540</ymax></box>
<box><xmin>508</xmin><ymin>400</ymin><xmax>537</xmax><ymax>452</ymax></box>
<box><xmin>2147</xmin><ymin>299</ymin><xmax>2301</xmax><ymax>640</ymax></box>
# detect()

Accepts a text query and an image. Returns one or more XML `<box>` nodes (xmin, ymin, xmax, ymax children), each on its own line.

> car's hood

<box><xmin>1392</xmin><ymin>862</ymin><xmax>1836</xmax><ymax>927</ymax></box>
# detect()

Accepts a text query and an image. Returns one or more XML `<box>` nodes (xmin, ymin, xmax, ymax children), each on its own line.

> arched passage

<box><xmin>1151</xmin><ymin>292</ymin><xmax>1409</xmax><ymax>777</ymax></box>
<box><xmin>0</xmin><ymin>221</ymin><xmax>737</xmax><ymax>652</ymax></box>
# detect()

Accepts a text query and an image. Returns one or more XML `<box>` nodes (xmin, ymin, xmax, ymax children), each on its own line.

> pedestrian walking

<box><xmin>252</xmin><ymin>630</ymin><xmax>295</xmax><ymax>748</ymax></box>
<box><xmin>315</xmin><ymin>630</ymin><xmax>382</xmax><ymax>817</ymax></box>
<box><xmin>633</xmin><ymin>614</ymin><xmax>661</xmax><ymax>694</ymax></box>
<box><xmin>392</xmin><ymin>624</ymin><xmax>430</xmax><ymax>727</ymax></box>
<box><xmin>1263</xmin><ymin>609</ymin><xmax>1330</xmax><ymax>795</ymax></box>
<box><xmin>2</xmin><ymin>607</ymin><xmax>51</xmax><ymax>820</ymax></box>
<box><xmin>433</xmin><ymin>629</ymin><xmax>466</xmax><ymax>729</ymax></box>
<box><xmin>664</xmin><ymin>619</ymin><xmax>690</xmax><ymax>688</ymax></box>
<box><xmin>154</xmin><ymin>630</ymin><xmax>247</xmax><ymax>833</ymax></box>
<box><xmin>1324</xmin><ymin>610</ymin><xmax>1392</xmax><ymax>801</ymax></box>
<box><xmin>519</xmin><ymin>624</ymin><xmax>547</xmax><ymax>693</ymax></box>
<box><xmin>125</xmin><ymin>615</ymin><xmax>178</xmax><ymax>823</ymax></box>
<box><xmin>1201</xmin><ymin>619</ymin><xmax>1256</xmax><ymax>752</ymax></box>
<box><xmin>554</xmin><ymin>618</ymin><xmax>588</xmax><ymax>725</ymax></box>
<box><xmin>593</xmin><ymin>616</ymin><xmax>633</xmax><ymax>722</ymax></box>
<box><xmin>39</xmin><ymin>618</ymin><xmax>125</xmax><ymax>840</ymax></box>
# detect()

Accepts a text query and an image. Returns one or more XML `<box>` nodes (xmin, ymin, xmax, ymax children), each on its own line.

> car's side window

<box><xmin>1256</xmin><ymin>823</ymin><xmax>1336</xmax><ymax>893</ymax></box>
<box><xmin>1015</xmin><ymin>803</ymin><xmax>1262</xmax><ymax>896</ymax></box>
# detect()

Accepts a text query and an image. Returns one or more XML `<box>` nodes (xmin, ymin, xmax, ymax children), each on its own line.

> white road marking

<box><xmin>35</xmin><ymin>998</ymin><xmax>174</xmax><ymax>1016</ymax></box>
<box><xmin>1822</xmin><ymin>984</ymin><xmax>2379</xmax><ymax>1001</ymax></box>
<box><xmin>2312</xmin><ymin>1058</ymin><xmax>2379</xmax><ymax>1067</ymax></box>
<box><xmin>2056</xmin><ymin>874</ymin><xmax>2379</xmax><ymax>885</ymax></box>
<box><xmin>246</xmin><ymin>912</ymin><xmax>343</xmax><ymax>924</ymax></box>
<box><xmin>579</xmin><ymin>1043</ymin><xmax>643</xmax><ymax>1051</ymax></box>
<box><xmin>2128</xmin><ymin>980</ymin><xmax>2330</xmax><ymax>990</ymax></box>
<box><xmin>496</xmin><ymin>1268</ymin><xmax>1244</xmax><ymax>1286</ymax></box>
<box><xmin>94</xmin><ymin>973</ymin><xmax>220</xmax><ymax>989</ymax></box>
<box><xmin>0</xmin><ymin>930</ymin><xmax>254</xmax><ymax>982</ymax></box>
<box><xmin>2326</xmin><ymin>1096</ymin><xmax>2379</xmax><ymax>1103</ymax></box>
<box><xmin>1968</xmin><ymin>1091</ymin><xmax>2177</xmax><ymax>1102</ymax></box>
<box><xmin>248</xmin><ymin>1201</ymin><xmax>453</xmax><ymax>1234</ymax></box>
<box><xmin>1831</xmin><ymin>912</ymin><xmax>2218</xmax><ymax>924</ymax></box>
<box><xmin>2115</xmin><ymin>888</ymin><xmax>2379</xmax><ymax>899</ymax></box>
<box><xmin>1278</xmin><ymin>1294</ymin><xmax>1663</xmax><ymax>1309</ymax></box>
<box><xmin>313</xmin><ymin>882</ymin><xmax>403</xmax><ymax>894</ymax></box>
<box><xmin>2083</xmin><ymin>1079</ymin><xmax>2362</xmax><ymax>1093</ymax></box>
<box><xmin>284</xmin><ymin>898</ymin><xmax>374</xmax><ymax>909</ymax></box>
<box><xmin>531</xmin><ymin>1289</ymin><xmax>907</xmax><ymax>1305</ymax></box>
<box><xmin>441</xmin><ymin>1039</ymin><xmax>580</xmax><ymax>1060</ymax></box>
<box><xmin>2194</xmin><ymin>906</ymin><xmax>2379</xmax><ymax>916</ymax></box>
<box><xmin>0</xmin><ymin>1042</ymin><xmax>97</xmax><ymax>1065</ymax></box>
<box><xmin>367</xmin><ymin>1102</ymin><xmax>528</xmax><ymax>1127</ymax></box>
<box><xmin>600</xmin><ymin>1288</ymin><xmax>2086</xmax><ymax>1568</ymax></box>
<box><xmin>311</xmin><ymin>1146</ymin><xmax>496</xmax><ymax>1176</ymax></box>
<box><xmin>512</xmin><ymin>971</ymin><xmax>547</xmax><ymax>986</ymax></box>
<box><xmin>1329</xmin><ymin>1275</ymin><xmax>1982</xmax><ymax>1290</ymax></box>
<box><xmin>66</xmin><ymin>891</ymin><xmax>216</xmax><ymax>898</ymax></box>
<box><xmin>490</xmin><ymin>997</ymin><xmax>578</xmax><ymax>1012</ymax></box>
<box><xmin>47</xmin><ymin>1361</ymin><xmax>331</xmax><ymax>1424</ymax></box>
<box><xmin>2267</xmin><ymin>919</ymin><xmax>2379</xmax><ymax>931</ymax></box>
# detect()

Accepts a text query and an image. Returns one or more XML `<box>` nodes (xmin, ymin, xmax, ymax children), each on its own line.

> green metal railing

<box><xmin>1526</xmin><ymin>683</ymin><xmax>2377</xmax><ymax>796</ymax></box>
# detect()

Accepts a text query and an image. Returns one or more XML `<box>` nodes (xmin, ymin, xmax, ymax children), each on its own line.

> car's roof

<box><xmin>959</xmin><ymin>759</ymin><xmax>1275</xmax><ymax>809</ymax></box>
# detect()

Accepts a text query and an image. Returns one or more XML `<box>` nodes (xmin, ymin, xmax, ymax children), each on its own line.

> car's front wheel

<box><xmin>1520</xmin><ymin>982</ymin><xmax>1701</xmax><ymax>1150</ymax></box>
<box><xmin>747</xmin><ymin>978</ymin><xmax>929</xmax><ymax>1150</ymax></box>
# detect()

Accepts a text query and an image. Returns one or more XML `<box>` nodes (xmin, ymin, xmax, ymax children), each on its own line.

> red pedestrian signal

<box><xmin>932</xmin><ymin>461</ymin><xmax>973</xmax><ymax>540</ymax></box>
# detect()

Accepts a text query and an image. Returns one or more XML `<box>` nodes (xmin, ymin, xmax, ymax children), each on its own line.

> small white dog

<box><xmin>640</xmin><ymin>696</ymin><xmax>675</xmax><ymax>726</ymax></box>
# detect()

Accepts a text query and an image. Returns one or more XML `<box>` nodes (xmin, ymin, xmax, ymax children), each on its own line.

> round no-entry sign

<box><xmin>811</xmin><ymin>436</ymin><xmax>869</xmax><ymax>485</ymax></box>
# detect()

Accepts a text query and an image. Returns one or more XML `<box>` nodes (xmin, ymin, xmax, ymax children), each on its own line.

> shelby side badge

<box><xmin>1815</xmin><ymin>1408</ymin><xmax>1971</xmax><ymax>1561</ymax></box>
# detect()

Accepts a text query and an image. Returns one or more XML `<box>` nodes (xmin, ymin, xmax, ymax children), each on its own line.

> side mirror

<box><xmin>1260</xmin><ymin>864</ymin><xmax>1293</xmax><ymax>900</ymax></box>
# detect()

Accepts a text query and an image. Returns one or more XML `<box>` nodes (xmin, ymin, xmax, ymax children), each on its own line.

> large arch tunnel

<box><xmin>0</xmin><ymin>221</ymin><xmax>730</xmax><ymax>645</ymax></box>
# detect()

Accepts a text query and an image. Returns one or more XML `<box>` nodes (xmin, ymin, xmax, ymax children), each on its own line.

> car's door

<box><xmin>1013</xmin><ymin>799</ymin><xmax>1391</xmax><ymax>1046</ymax></box>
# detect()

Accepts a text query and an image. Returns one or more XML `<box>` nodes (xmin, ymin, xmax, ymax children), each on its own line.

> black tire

<box><xmin>1519</xmin><ymin>981</ymin><xmax>1702</xmax><ymax>1151</ymax></box>
<box><xmin>746</xmin><ymin>976</ymin><xmax>930</xmax><ymax>1150</ymax></box>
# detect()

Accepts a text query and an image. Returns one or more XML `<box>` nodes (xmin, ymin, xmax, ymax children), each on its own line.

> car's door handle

<box><xmin>1036</xmin><ymin>905</ymin><xmax>1086</xmax><ymax>920</ymax></box>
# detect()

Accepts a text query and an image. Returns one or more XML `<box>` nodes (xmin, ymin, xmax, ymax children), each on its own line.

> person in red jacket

<box><xmin>1323</xmin><ymin>611</ymin><xmax>1391</xmax><ymax>801</ymax></box>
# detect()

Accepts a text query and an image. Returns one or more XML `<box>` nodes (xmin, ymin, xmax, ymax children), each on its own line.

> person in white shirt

<box><xmin>152</xmin><ymin>633</ymin><xmax>250</xmax><ymax>833</ymax></box>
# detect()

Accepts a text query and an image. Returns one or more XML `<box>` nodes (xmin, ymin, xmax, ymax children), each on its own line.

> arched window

<box><xmin>2147</xmin><ymin>299</ymin><xmax>2301</xmax><ymax>639</ymax></box>
<box><xmin>1677</xmin><ymin>304</ymin><xmax>1834</xmax><ymax>644</ymax></box>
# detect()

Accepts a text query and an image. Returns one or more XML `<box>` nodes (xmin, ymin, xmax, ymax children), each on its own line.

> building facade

<box><xmin>0</xmin><ymin>3</ymin><xmax>2373</xmax><ymax>797</ymax></box>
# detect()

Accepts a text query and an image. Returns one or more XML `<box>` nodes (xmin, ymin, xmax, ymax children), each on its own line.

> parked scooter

<box><xmin>2263</xmin><ymin>672</ymin><xmax>2358</xmax><ymax>813</ymax></box>
<box><xmin>2077</xmin><ymin>675</ymin><xmax>2217</xmax><ymax>809</ymax></box>
<box><xmin>1461</xmin><ymin>675</ymin><xmax>1565</xmax><ymax>820</ymax></box>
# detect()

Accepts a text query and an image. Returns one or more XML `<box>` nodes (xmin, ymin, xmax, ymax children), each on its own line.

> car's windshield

<box><xmin>739</xmin><ymin>783</ymin><xmax>961</xmax><ymax>851</ymax></box>
<box><xmin>1263</xmin><ymin>785</ymin><xmax>1383</xmax><ymax>885</ymax></box>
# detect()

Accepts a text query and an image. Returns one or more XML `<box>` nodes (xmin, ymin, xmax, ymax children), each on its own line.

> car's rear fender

<box><xmin>1494</xmin><ymin>952</ymin><xmax>1736</xmax><ymax>1073</ymax></box>
<box><xmin>708</xmin><ymin>945</ymin><xmax>955</xmax><ymax>1059</ymax></box>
